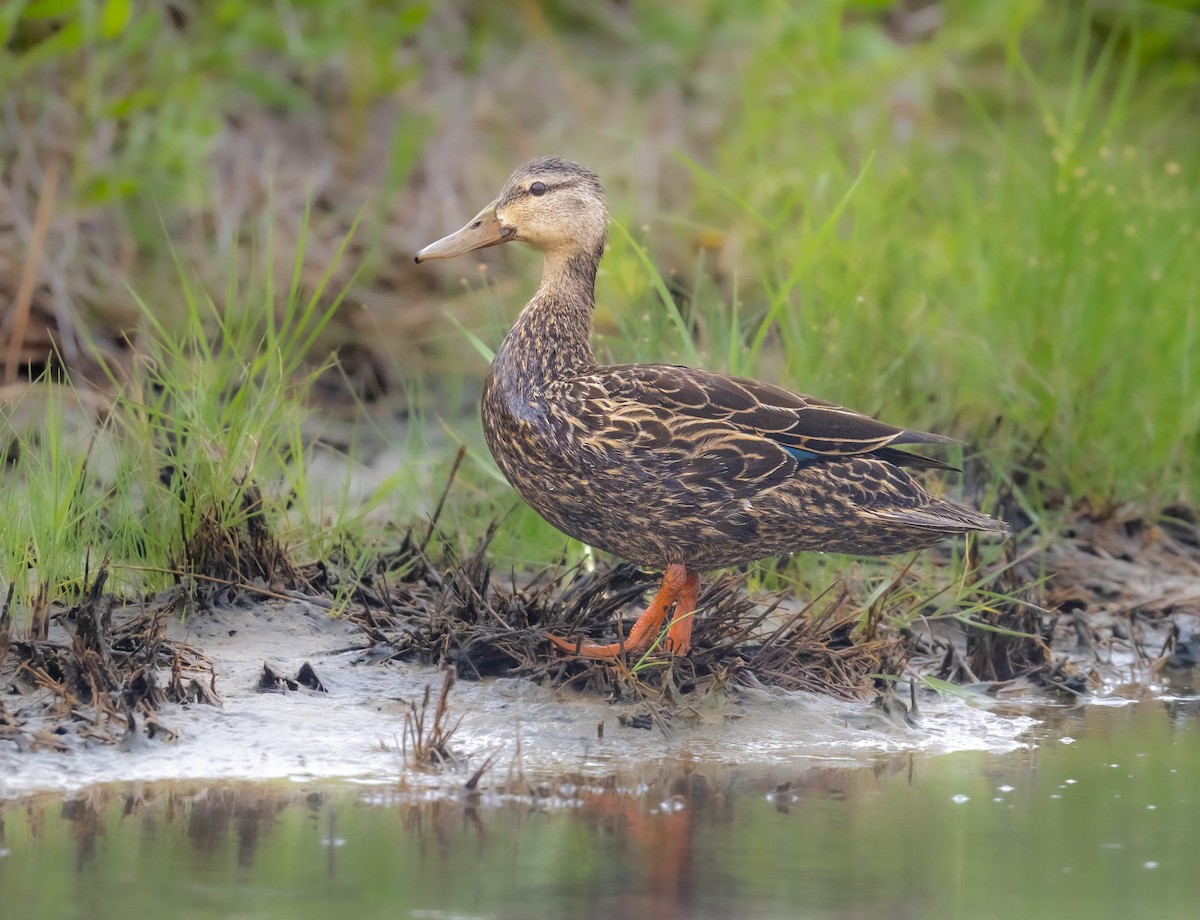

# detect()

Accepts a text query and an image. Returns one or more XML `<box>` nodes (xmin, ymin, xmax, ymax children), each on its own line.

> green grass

<box><xmin>621</xmin><ymin>2</ymin><xmax>1199</xmax><ymax>518</ymax></box>
<box><xmin>1</xmin><ymin>0</ymin><xmax>428</xmax><ymax>213</ymax></box>
<box><xmin>1</xmin><ymin>1</ymin><xmax>1198</xmax><ymax>622</ymax></box>
<box><xmin>426</xmin><ymin>1</ymin><xmax>1199</xmax><ymax>598</ymax></box>
<box><xmin>0</xmin><ymin>227</ymin><xmax>403</xmax><ymax>614</ymax></box>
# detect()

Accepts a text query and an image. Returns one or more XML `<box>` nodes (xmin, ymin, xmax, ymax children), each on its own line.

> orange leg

<box><xmin>663</xmin><ymin>570</ymin><xmax>701</xmax><ymax>655</ymax></box>
<box><xmin>549</xmin><ymin>564</ymin><xmax>694</xmax><ymax>659</ymax></box>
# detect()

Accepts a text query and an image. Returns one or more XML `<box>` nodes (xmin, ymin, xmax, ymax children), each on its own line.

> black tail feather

<box><xmin>872</xmin><ymin>446</ymin><xmax>961</xmax><ymax>473</ymax></box>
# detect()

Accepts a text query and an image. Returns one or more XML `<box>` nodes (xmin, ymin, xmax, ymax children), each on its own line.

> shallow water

<box><xmin>2</xmin><ymin>694</ymin><xmax>1196</xmax><ymax>920</ymax></box>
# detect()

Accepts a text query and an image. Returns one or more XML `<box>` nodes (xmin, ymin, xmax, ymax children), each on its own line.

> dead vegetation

<box><xmin>2</xmin><ymin>477</ymin><xmax>1198</xmax><ymax>751</ymax></box>
<box><xmin>175</xmin><ymin>482</ymin><xmax>299</xmax><ymax>600</ymax></box>
<box><xmin>342</xmin><ymin>522</ymin><xmax>902</xmax><ymax>703</ymax></box>
<box><xmin>0</xmin><ymin>566</ymin><xmax>218</xmax><ymax>751</ymax></box>
<box><xmin>963</xmin><ymin>596</ymin><xmax>1089</xmax><ymax>694</ymax></box>
<box><xmin>402</xmin><ymin>666</ymin><xmax>462</xmax><ymax>770</ymax></box>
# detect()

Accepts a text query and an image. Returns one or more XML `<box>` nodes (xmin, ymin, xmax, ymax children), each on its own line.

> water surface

<box><xmin>2</xmin><ymin>696</ymin><xmax>1195</xmax><ymax>919</ymax></box>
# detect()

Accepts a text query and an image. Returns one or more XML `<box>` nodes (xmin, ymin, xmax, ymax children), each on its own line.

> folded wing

<box><xmin>595</xmin><ymin>363</ymin><xmax>955</xmax><ymax>457</ymax></box>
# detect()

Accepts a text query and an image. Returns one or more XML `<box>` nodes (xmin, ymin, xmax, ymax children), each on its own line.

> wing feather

<box><xmin>594</xmin><ymin>364</ymin><xmax>956</xmax><ymax>459</ymax></box>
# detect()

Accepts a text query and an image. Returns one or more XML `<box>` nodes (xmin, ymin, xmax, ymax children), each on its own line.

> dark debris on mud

<box><xmin>902</xmin><ymin>505</ymin><xmax>1200</xmax><ymax>698</ymax></box>
<box><xmin>174</xmin><ymin>482</ymin><xmax>299</xmax><ymax>603</ymax></box>
<box><xmin>0</xmin><ymin>568</ymin><xmax>218</xmax><ymax>752</ymax></box>
<box><xmin>343</xmin><ymin>525</ymin><xmax>900</xmax><ymax>703</ymax></box>
<box><xmin>340</xmin><ymin>502</ymin><xmax>1200</xmax><ymax>709</ymax></box>
<box><xmin>4</xmin><ymin>493</ymin><xmax>1199</xmax><ymax>750</ymax></box>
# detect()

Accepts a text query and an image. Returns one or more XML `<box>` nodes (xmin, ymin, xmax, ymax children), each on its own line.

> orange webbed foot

<box><xmin>549</xmin><ymin>564</ymin><xmax>695</xmax><ymax>659</ymax></box>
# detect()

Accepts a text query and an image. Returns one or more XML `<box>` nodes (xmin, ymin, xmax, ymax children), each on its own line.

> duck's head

<box><xmin>416</xmin><ymin>157</ymin><xmax>607</xmax><ymax>264</ymax></box>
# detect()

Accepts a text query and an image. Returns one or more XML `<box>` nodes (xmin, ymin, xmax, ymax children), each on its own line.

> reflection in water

<box><xmin>0</xmin><ymin>700</ymin><xmax>1196</xmax><ymax>920</ymax></box>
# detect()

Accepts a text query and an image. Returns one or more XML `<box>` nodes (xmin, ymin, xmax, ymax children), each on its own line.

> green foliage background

<box><xmin>2</xmin><ymin>0</ymin><xmax>1199</xmax><ymax>604</ymax></box>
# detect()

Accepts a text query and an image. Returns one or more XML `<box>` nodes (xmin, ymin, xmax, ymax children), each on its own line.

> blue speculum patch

<box><xmin>782</xmin><ymin>444</ymin><xmax>822</xmax><ymax>464</ymax></box>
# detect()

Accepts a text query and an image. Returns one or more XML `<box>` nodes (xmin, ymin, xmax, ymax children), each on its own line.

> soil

<box><xmin>1</xmin><ymin>511</ymin><xmax>1196</xmax><ymax>800</ymax></box>
<box><xmin>0</xmin><ymin>593</ymin><xmax>1045</xmax><ymax>799</ymax></box>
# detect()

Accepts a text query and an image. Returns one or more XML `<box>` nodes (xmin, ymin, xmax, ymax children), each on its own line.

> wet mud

<box><xmin>0</xmin><ymin>501</ymin><xmax>1196</xmax><ymax>797</ymax></box>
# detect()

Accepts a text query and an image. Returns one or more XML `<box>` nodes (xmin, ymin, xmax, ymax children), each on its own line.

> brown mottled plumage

<box><xmin>417</xmin><ymin>156</ymin><xmax>1007</xmax><ymax>658</ymax></box>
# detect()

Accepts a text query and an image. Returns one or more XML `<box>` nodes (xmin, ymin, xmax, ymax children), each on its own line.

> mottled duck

<box><xmin>416</xmin><ymin>157</ymin><xmax>1005</xmax><ymax>658</ymax></box>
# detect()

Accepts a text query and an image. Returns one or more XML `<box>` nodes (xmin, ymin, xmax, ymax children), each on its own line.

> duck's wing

<box><xmin>590</xmin><ymin>363</ymin><xmax>958</xmax><ymax>467</ymax></box>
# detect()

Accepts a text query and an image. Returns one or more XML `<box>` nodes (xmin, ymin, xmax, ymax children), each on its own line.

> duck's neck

<box><xmin>494</xmin><ymin>247</ymin><xmax>600</xmax><ymax>386</ymax></box>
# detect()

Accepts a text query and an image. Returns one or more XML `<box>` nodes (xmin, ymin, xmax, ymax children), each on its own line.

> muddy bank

<box><xmin>0</xmin><ymin>593</ymin><xmax>1045</xmax><ymax>798</ymax></box>
<box><xmin>0</xmin><ymin>509</ymin><xmax>1197</xmax><ymax>798</ymax></box>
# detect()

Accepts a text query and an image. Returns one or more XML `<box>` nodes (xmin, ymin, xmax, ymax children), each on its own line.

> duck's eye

<box><xmin>529</xmin><ymin>181</ymin><xmax>547</xmax><ymax>196</ymax></box>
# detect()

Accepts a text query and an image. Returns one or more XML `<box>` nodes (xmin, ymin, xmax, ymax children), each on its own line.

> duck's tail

<box><xmin>874</xmin><ymin>499</ymin><xmax>1009</xmax><ymax>537</ymax></box>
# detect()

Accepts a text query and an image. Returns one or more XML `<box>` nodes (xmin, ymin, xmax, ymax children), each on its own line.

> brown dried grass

<box><xmin>0</xmin><ymin>565</ymin><xmax>217</xmax><ymax>750</ymax></box>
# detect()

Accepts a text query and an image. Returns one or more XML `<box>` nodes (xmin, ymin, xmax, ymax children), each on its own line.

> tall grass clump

<box><xmin>0</xmin><ymin>387</ymin><xmax>107</xmax><ymax>623</ymax></box>
<box><xmin>0</xmin><ymin>224</ymin><xmax>420</xmax><ymax>619</ymax></box>
<box><xmin>116</xmin><ymin>255</ymin><xmax>345</xmax><ymax>587</ymax></box>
